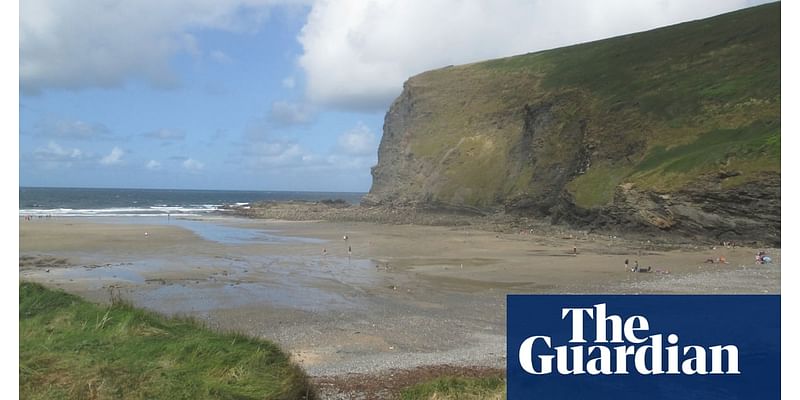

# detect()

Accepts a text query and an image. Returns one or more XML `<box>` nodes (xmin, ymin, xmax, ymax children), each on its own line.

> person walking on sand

<box><xmin>624</xmin><ymin>259</ymin><xmax>629</xmax><ymax>270</ymax></box>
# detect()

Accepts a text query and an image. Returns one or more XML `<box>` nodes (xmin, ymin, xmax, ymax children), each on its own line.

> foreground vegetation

<box><xmin>399</xmin><ymin>376</ymin><xmax>505</xmax><ymax>400</ymax></box>
<box><xmin>19</xmin><ymin>282</ymin><xmax>511</xmax><ymax>399</ymax></box>
<box><xmin>19</xmin><ymin>282</ymin><xmax>315</xmax><ymax>399</ymax></box>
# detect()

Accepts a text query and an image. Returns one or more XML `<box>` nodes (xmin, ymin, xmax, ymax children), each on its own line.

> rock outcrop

<box><xmin>364</xmin><ymin>3</ymin><xmax>780</xmax><ymax>245</ymax></box>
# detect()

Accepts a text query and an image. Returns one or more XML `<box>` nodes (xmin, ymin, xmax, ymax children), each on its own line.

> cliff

<box><xmin>364</xmin><ymin>3</ymin><xmax>780</xmax><ymax>245</ymax></box>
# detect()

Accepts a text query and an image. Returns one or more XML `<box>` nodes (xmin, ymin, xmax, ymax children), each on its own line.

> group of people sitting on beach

<box><xmin>755</xmin><ymin>251</ymin><xmax>773</xmax><ymax>264</ymax></box>
<box><xmin>624</xmin><ymin>259</ymin><xmax>669</xmax><ymax>274</ymax></box>
<box><xmin>625</xmin><ymin>259</ymin><xmax>649</xmax><ymax>273</ymax></box>
<box><xmin>705</xmin><ymin>256</ymin><xmax>729</xmax><ymax>264</ymax></box>
<box><xmin>703</xmin><ymin>251</ymin><xmax>774</xmax><ymax>265</ymax></box>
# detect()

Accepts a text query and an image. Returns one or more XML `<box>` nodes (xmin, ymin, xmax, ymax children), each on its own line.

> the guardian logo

<box><xmin>507</xmin><ymin>295</ymin><xmax>779</xmax><ymax>399</ymax></box>
<box><xmin>518</xmin><ymin>303</ymin><xmax>739</xmax><ymax>376</ymax></box>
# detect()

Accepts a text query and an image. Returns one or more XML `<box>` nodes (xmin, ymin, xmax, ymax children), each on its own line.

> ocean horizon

<box><xmin>19</xmin><ymin>186</ymin><xmax>367</xmax><ymax>217</ymax></box>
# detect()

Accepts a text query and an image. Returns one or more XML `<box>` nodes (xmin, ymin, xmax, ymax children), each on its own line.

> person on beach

<box><xmin>624</xmin><ymin>259</ymin><xmax>629</xmax><ymax>270</ymax></box>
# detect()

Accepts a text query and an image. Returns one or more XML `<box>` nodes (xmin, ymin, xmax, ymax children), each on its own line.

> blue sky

<box><xmin>19</xmin><ymin>0</ymin><xmax>772</xmax><ymax>192</ymax></box>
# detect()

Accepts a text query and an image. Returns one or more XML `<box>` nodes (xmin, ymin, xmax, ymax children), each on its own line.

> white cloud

<box><xmin>100</xmin><ymin>146</ymin><xmax>124</xmax><ymax>165</ymax></box>
<box><xmin>145</xmin><ymin>160</ymin><xmax>162</xmax><ymax>170</ymax></box>
<box><xmin>244</xmin><ymin>140</ymin><xmax>307</xmax><ymax>167</ymax></box>
<box><xmin>183</xmin><ymin>158</ymin><xmax>205</xmax><ymax>171</ymax></box>
<box><xmin>33</xmin><ymin>118</ymin><xmax>112</xmax><ymax>140</ymax></box>
<box><xmin>210</xmin><ymin>50</ymin><xmax>233</xmax><ymax>64</ymax></box>
<box><xmin>336</xmin><ymin>122</ymin><xmax>376</xmax><ymax>156</ymax></box>
<box><xmin>281</xmin><ymin>76</ymin><xmax>296</xmax><ymax>89</ymax></box>
<box><xmin>142</xmin><ymin>128</ymin><xmax>186</xmax><ymax>141</ymax></box>
<box><xmin>34</xmin><ymin>141</ymin><xmax>84</xmax><ymax>163</ymax></box>
<box><xmin>269</xmin><ymin>100</ymin><xmax>315</xmax><ymax>125</ymax></box>
<box><xmin>20</xmin><ymin>0</ymin><xmax>305</xmax><ymax>94</ymax></box>
<box><xmin>31</xmin><ymin>141</ymin><xmax>86</xmax><ymax>169</ymax></box>
<box><xmin>324</xmin><ymin>153</ymin><xmax>375</xmax><ymax>171</ymax></box>
<box><xmin>298</xmin><ymin>0</ymin><xmax>767</xmax><ymax>111</ymax></box>
<box><xmin>240</xmin><ymin>122</ymin><xmax>377</xmax><ymax>173</ymax></box>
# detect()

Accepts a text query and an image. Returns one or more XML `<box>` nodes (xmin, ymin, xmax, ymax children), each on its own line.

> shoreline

<box><xmin>19</xmin><ymin>215</ymin><xmax>781</xmax><ymax>396</ymax></box>
<box><xmin>222</xmin><ymin>200</ymin><xmax>780</xmax><ymax>248</ymax></box>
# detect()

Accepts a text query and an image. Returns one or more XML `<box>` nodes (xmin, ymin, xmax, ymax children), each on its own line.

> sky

<box><xmin>18</xmin><ymin>0</ymin><xmax>775</xmax><ymax>192</ymax></box>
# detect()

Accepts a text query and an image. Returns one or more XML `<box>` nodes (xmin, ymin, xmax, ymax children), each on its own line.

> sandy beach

<box><xmin>19</xmin><ymin>216</ymin><xmax>780</xmax><ymax>395</ymax></box>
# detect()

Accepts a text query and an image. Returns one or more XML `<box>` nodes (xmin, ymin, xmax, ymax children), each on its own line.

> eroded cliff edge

<box><xmin>363</xmin><ymin>3</ymin><xmax>780</xmax><ymax>245</ymax></box>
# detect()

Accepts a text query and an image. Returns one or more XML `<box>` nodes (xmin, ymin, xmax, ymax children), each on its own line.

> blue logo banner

<box><xmin>507</xmin><ymin>295</ymin><xmax>780</xmax><ymax>399</ymax></box>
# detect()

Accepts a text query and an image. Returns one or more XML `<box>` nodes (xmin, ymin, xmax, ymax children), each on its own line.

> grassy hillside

<box><xmin>372</xmin><ymin>2</ymin><xmax>779</xmax><ymax>212</ymax></box>
<box><xmin>19</xmin><ymin>282</ymin><xmax>314</xmax><ymax>399</ymax></box>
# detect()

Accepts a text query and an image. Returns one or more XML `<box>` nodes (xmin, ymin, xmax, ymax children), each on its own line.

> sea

<box><xmin>19</xmin><ymin>187</ymin><xmax>366</xmax><ymax>217</ymax></box>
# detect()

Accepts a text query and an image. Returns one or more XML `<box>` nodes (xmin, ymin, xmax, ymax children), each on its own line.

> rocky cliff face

<box><xmin>364</xmin><ymin>3</ymin><xmax>780</xmax><ymax>245</ymax></box>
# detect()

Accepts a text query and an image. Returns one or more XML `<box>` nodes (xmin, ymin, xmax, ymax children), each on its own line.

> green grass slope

<box><xmin>374</xmin><ymin>2</ymin><xmax>779</xmax><ymax>212</ymax></box>
<box><xmin>399</xmin><ymin>376</ymin><xmax>505</xmax><ymax>400</ymax></box>
<box><xmin>19</xmin><ymin>282</ymin><xmax>315</xmax><ymax>400</ymax></box>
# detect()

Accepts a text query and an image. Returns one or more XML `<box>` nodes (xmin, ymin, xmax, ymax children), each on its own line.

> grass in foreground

<box><xmin>399</xmin><ymin>376</ymin><xmax>505</xmax><ymax>400</ymax></box>
<box><xmin>19</xmin><ymin>282</ymin><xmax>315</xmax><ymax>399</ymax></box>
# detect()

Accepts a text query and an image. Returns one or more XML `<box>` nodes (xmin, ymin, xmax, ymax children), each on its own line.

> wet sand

<box><xmin>19</xmin><ymin>217</ymin><xmax>780</xmax><ymax>386</ymax></box>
